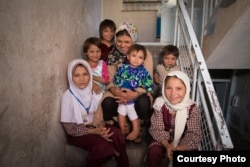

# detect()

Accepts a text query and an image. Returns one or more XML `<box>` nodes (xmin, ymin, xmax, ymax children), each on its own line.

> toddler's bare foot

<box><xmin>126</xmin><ymin>128</ymin><xmax>140</xmax><ymax>141</ymax></box>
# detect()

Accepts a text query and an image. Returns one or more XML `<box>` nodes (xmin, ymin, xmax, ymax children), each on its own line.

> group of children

<box><xmin>61</xmin><ymin>19</ymin><xmax>202</xmax><ymax>167</ymax></box>
<box><xmin>83</xmin><ymin>19</ymin><xmax>181</xmax><ymax>140</ymax></box>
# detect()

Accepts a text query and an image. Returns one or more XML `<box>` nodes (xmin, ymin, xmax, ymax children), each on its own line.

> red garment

<box><xmin>101</xmin><ymin>43</ymin><xmax>114</xmax><ymax>62</ymax></box>
<box><xmin>149</xmin><ymin>103</ymin><xmax>202</xmax><ymax>150</ymax></box>
<box><xmin>147</xmin><ymin>104</ymin><xmax>202</xmax><ymax>167</ymax></box>
<box><xmin>65</xmin><ymin>124</ymin><xmax>129</xmax><ymax>167</ymax></box>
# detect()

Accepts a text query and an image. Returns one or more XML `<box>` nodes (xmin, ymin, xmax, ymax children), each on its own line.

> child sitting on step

<box><xmin>153</xmin><ymin>45</ymin><xmax>181</xmax><ymax>97</ymax></box>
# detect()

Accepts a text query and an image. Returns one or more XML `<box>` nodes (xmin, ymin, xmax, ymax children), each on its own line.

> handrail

<box><xmin>201</xmin><ymin>0</ymin><xmax>222</xmax><ymax>46</ymax></box>
<box><xmin>176</xmin><ymin>0</ymin><xmax>233</xmax><ymax>150</ymax></box>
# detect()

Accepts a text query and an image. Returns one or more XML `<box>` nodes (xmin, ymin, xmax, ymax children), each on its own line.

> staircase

<box><xmin>202</xmin><ymin>0</ymin><xmax>250</xmax><ymax>69</ymax></box>
<box><xmin>65</xmin><ymin>0</ymin><xmax>235</xmax><ymax>166</ymax></box>
<box><xmin>175</xmin><ymin>0</ymin><xmax>233</xmax><ymax>150</ymax></box>
<box><xmin>142</xmin><ymin>0</ymin><xmax>234</xmax><ymax>151</ymax></box>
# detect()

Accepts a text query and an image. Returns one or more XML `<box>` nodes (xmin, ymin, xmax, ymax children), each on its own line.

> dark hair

<box><xmin>99</xmin><ymin>19</ymin><xmax>116</xmax><ymax>39</ymax></box>
<box><xmin>159</xmin><ymin>45</ymin><xmax>179</xmax><ymax>62</ymax></box>
<box><xmin>115</xmin><ymin>29</ymin><xmax>131</xmax><ymax>38</ymax></box>
<box><xmin>127</xmin><ymin>44</ymin><xmax>147</xmax><ymax>60</ymax></box>
<box><xmin>83</xmin><ymin>37</ymin><xmax>102</xmax><ymax>53</ymax></box>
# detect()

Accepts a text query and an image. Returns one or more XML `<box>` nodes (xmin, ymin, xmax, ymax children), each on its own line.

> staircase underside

<box><xmin>204</xmin><ymin>5</ymin><xmax>250</xmax><ymax>69</ymax></box>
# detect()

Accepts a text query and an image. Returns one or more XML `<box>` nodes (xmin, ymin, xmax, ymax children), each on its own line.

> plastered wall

<box><xmin>0</xmin><ymin>0</ymin><xmax>101</xmax><ymax>166</ymax></box>
<box><xmin>102</xmin><ymin>0</ymin><xmax>159</xmax><ymax>42</ymax></box>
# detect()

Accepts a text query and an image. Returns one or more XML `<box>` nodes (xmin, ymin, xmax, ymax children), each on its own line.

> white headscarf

<box><xmin>68</xmin><ymin>59</ymin><xmax>93</xmax><ymax>104</ymax></box>
<box><xmin>115</xmin><ymin>22</ymin><xmax>138</xmax><ymax>44</ymax></box>
<box><xmin>162</xmin><ymin>71</ymin><xmax>194</xmax><ymax>147</ymax></box>
<box><xmin>61</xmin><ymin>59</ymin><xmax>101</xmax><ymax>124</ymax></box>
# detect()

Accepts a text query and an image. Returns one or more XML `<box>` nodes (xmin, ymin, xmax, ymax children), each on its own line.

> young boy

<box><xmin>153</xmin><ymin>44</ymin><xmax>181</xmax><ymax>96</ymax></box>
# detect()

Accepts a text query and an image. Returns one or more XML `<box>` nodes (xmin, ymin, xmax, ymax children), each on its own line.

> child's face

<box><xmin>127</xmin><ymin>50</ymin><xmax>145</xmax><ymax>68</ymax></box>
<box><xmin>86</xmin><ymin>44</ymin><xmax>101</xmax><ymax>62</ymax></box>
<box><xmin>163</xmin><ymin>54</ymin><xmax>177</xmax><ymax>68</ymax></box>
<box><xmin>102</xmin><ymin>27</ymin><xmax>115</xmax><ymax>42</ymax></box>
<box><xmin>164</xmin><ymin>77</ymin><xmax>186</xmax><ymax>104</ymax></box>
<box><xmin>72</xmin><ymin>66</ymin><xmax>90</xmax><ymax>89</ymax></box>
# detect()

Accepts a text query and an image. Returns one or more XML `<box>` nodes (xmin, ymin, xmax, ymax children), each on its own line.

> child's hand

<box><xmin>98</xmin><ymin>127</ymin><xmax>114</xmax><ymax>142</ymax></box>
<box><xmin>147</xmin><ymin>93</ymin><xmax>153</xmax><ymax>106</ymax></box>
<box><xmin>89</xmin><ymin>126</ymin><xmax>113</xmax><ymax>142</ymax></box>
<box><xmin>165</xmin><ymin>144</ymin><xmax>175</xmax><ymax>160</ymax></box>
<box><xmin>153</xmin><ymin>73</ymin><xmax>160</xmax><ymax>84</ymax></box>
<box><xmin>97</xmin><ymin>121</ymin><xmax>105</xmax><ymax>128</ymax></box>
<box><xmin>92</xmin><ymin>82</ymin><xmax>102</xmax><ymax>94</ymax></box>
<box><xmin>176</xmin><ymin>144</ymin><xmax>187</xmax><ymax>151</ymax></box>
<box><xmin>114</xmin><ymin>88</ymin><xmax>135</xmax><ymax>104</ymax></box>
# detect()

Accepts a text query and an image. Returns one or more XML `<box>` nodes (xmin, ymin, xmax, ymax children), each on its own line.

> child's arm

<box><xmin>146</xmin><ymin>92</ymin><xmax>153</xmax><ymax>106</ymax></box>
<box><xmin>149</xmin><ymin>100</ymin><xmax>170</xmax><ymax>142</ymax></box>
<box><xmin>141</xmin><ymin>68</ymin><xmax>154</xmax><ymax>93</ymax></box>
<box><xmin>178</xmin><ymin>105</ymin><xmax>202</xmax><ymax>150</ymax></box>
<box><xmin>153</xmin><ymin>66</ymin><xmax>160</xmax><ymax>84</ymax></box>
<box><xmin>93</xmin><ymin>75</ymin><xmax>106</xmax><ymax>84</ymax></box>
<box><xmin>102</xmin><ymin>60</ymin><xmax>109</xmax><ymax>84</ymax></box>
<box><xmin>153</xmin><ymin>71</ymin><xmax>160</xmax><ymax>84</ymax></box>
<box><xmin>92</xmin><ymin>60</ymin><xmax>109</xmax><ymax>85</ymax></box>
<box><xmin>62</xmin><ymin>123</ymin><xmax>88</xmax><ymax>136</ymax></box>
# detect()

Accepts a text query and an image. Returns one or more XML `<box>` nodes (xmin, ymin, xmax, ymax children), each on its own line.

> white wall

<box><xmin>102</xmin><ymin>0</ymin><xmax>159</xmax><ymax>42</ymax></box>
<box><xmin>0</xmin><ymin>0</ymin><xmax>101</xmax><ymax>166</ymax></box>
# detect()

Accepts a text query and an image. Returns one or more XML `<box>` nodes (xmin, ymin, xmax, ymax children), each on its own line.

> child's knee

<box><xmin>148</xmin><ymin>145</ymin><xmax>163</xmax><ymax>157</ymax></box>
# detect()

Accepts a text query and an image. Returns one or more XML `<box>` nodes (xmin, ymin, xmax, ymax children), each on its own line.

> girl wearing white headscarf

<box><xmin>147</xmin><ymin>71</ymin><xmax>202</xmax><ymax>167</ymax></box>
<box><xmin>60</xmin><ymin>59</ymin><xmax>129</xmax><ymax>167</ymax></box>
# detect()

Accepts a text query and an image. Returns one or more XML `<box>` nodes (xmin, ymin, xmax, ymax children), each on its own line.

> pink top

<box><xmin>91</xmin><ymin>60</ymin><xmax>109</xmax><ymax>90</ymax></box>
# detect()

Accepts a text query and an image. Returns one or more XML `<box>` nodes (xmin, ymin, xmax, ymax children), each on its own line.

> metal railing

<box><xmin>175</xmin><ymin>0</ymin><xmax>233</xmax><ymax>150</ymax></box>
<box><xmin>201</xmin><ymin>0</ymin><xmax>222</xmax><ymax>47</ymax></box>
